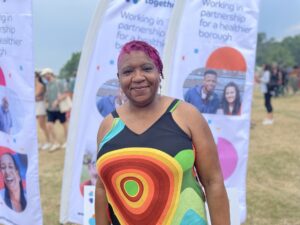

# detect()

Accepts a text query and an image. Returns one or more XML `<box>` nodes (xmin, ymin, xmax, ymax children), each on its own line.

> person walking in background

<box><xmin>184</xmin><ymin>69</ymin><xmax>220</xmax><ymax>114</ymax></box>
<box><xmin>35</xmin><ymin>71</ymin><xmax>51</xmax><ymax>150</ymax></box>
<box><xmin>219</xmin><ymin>82</ymin><xmax>241</xmax><ymax>115</ymax></box>
<box><xmin>0</xmin><ymin>97</ymin><xmax>13</xmax><ymax>134</ymax></box>
<box><xmin>288</xmin><ymin>65</ymin><xmax>300</xmax><ymax>95</ymax></box>
<box><xmin>270</xmin><ymin>64</ymin><xmax>281</xmax><ymax>97</ymax></box>
<box><xmin>256</xmin><ymin>64</ymin><xmax>274</xmax><ymax>125</ymax></box>
<box><xmin>41</xmin><ymin>68</ymin><xmax>69</xmax><ymax>152</ymax></box>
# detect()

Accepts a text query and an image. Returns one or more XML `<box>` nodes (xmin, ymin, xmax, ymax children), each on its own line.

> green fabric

<box><xmin>175</xmin><ymin>150</ymin><xmax>205</xmax><ymax>204</ymax></box>
<box><xmin>124</xmin><ymin>180</ymin><xmax>139</xmax><ymax>196</ymax></box>
<box><xmin>171</xmin><ymin>187</ymin><xmax>207</xmax><ymax>225</ymax></box>
<box><xmin>175</xmin><ymin>150</ymin><xmax>194</xmax><ymax>172</ymax></box>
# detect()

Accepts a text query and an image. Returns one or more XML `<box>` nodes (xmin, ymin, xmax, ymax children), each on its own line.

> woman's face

<box><xmin>118</xmin><ymin>51</ymin><xmax>160</xmax><ymax>107</ymax></box>
<box><xmin>225</xmin><ymin>86</ymin><xmax>237</xmax><ymax>104</ymax></box>
<box><xmin>0</xmin><ymin>154</ymin><xmax>21</xmax><ymax>191</ymax></box>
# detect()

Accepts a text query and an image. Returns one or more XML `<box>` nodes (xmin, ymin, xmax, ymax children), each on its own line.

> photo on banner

<box><xmin>0</xmin><ymin>147</ymin><xmax>28</xmax><ymax>213</ymax></box>
<box><xmin>0</xmin><ymin>0</ymin><xmax>42</xmax><ymax>224</ymax></box>
<box><xmin>183</xmin><ymin>46</ymin><xmax>246</xmax><ymax>116</ymax></box>
<box><xmin>0</xmin><ymin>67</ymin><xmax>25</xmax><ymax>135</ymax></box>
<box><xmin>164</xmin><ymin>0</ymin><xmax>260</xmax><ymax>223</ymax></box>
<box><xmin>95</xmin><ymin>79</ymin><xmax>127</xmax><ymax>118</ymax></box>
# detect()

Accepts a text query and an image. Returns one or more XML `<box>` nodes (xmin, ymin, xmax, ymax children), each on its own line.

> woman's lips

<box><xmin>131</xmin><ymin>85</ymin><xmax>149</xmax><ymax>90</ymax></box>
<box><xmin>5</xmin><ymin>176</ymin><xmax>14</xmax><ymax>184</ymax></box>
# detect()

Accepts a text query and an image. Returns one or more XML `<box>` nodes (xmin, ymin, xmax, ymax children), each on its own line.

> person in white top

<box><xmin>35</xmin><ymin>71</ymin><xmax>51</xmax><ymax>150</ymax></box>
<box><xmin>256</xmin><ymin>64</ymin><xmax>274</xmax><ymax>125</ymax></box>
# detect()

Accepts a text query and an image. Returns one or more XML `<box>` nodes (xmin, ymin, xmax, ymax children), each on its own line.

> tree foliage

<box><xmin>59</xmin><ymin>52</ymin><xmax>81</xmax><ymax>78</ymax></box>
<box><xmin>256</xmin><ymin>33</ymin><xmax>300</xmax><ymax>67</ymax></box>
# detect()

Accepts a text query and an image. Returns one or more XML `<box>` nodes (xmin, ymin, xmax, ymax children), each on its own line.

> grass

<box><xmin>245</xmin><ymin>88</ymin><xmax>300</xmax><ymax>225</ymax></box>
<box><xmin>5</xmin><ymin>88</ymin><xmax>298</xmax><ymax>225</ymax></box>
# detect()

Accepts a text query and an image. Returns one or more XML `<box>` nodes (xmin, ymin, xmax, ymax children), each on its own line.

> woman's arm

<box><xmin>95</xmin><ymin>178</ymin><xmax>110</xmax><ymax>225</ymax></box>
<box><xmin>176</xmin><ymin>102</ymin><xmax>230</xmax><ymax>225</ymax></box>
<box><xmin>35</xmin><ymin>83</ymin><xmax>45</xmax><ymax>99</ymax></box>
<box><xmin>95</xmin><ymin>115</ymin><xmax>114</xmax><ymax>225</ymax></box>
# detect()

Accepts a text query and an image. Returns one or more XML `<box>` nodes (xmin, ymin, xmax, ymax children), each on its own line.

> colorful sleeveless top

<box><xmin>96</xmin><ymin>99</ymin><xmax>207</xmax><ymax>225</ymax></box>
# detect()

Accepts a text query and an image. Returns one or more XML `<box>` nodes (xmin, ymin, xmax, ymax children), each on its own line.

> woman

<box><xmin>95</xmin><ymin>41</ymin><xmax>230</xmax><ymax>225</ymax></box>
<box><xmin>0</xmin><ymin>153</ymin><xmax>27</xmax><ymax>212</ymax></box>
<box><xmin>257</xmin><ymin>64</ymin><xmax>274</xmax><ymax>125</ymax></box>
<box><xmin>220</xmin><ymin>82</ymin><xmax>241</xmax><ymax>115</ymax></box>
<box><xmin>35</xmin><ymin>71</ymin><xmax>51</xmax><ymax>150</ymax></box>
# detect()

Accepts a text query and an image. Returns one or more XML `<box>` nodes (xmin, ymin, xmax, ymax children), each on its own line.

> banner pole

<box><xmin>161</xmin><ymin>1</ymin><xmax>186</xmax><ymax>95</ymax></box>
<box><xmin>59</xmin><ymin>0</ymin><xmax>110</xmax><ymax>223</ymax></box>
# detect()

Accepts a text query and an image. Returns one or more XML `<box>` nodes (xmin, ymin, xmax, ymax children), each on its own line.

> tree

<box><xmin>282</xmin><ymin>35</ymin><xmax>300</xmax><ymax>65</ymax></box>
<box><xmin>256</xmin><ymin>33</ymin><xmax>296</xmax><ymax>67</ymax></box>
<box><xmin>59</xmin><ymin>52</ymin><xmax>81</xmax><ymax>78</ymax></box>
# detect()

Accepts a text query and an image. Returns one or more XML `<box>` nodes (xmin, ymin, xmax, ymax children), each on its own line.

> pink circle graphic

<box><xmin>217</xmin><ymin>137</ymin><xmax>238</xmax><ymax>180</ymax></box>
<box><xmin>0</xmin><ymin>67</ymin><xmax>7</xmax><ymax>86</ymax></box>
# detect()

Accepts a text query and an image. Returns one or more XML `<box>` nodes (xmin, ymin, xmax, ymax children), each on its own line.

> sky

<box><xmin>33</xmin><ymin>0</ymin><xmax>300</xmax><ymax>74</ymax></box>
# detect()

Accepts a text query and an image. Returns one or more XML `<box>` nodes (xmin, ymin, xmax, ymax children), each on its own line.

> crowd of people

<box><xmin>35</xmin><ymin>68</ymin><xmax>75</xmax><ymax>152</ymax></box>
<box><xmin>256</xmin><ymin>63</ymin><xmax>300</xmax><ymax>125</ymax></box>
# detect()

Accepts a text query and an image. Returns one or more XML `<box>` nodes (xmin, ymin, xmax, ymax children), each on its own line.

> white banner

<box><xmin>164</xmin><ymin>0</ymin><xmax>259</xmax><ymax>223</ymax></box>
<box><xmin>0</xmin><ymin>1</ymin><xmax>42</xmax><ymax>225</ymax></box>
<box><xmin>60</xmin><ymin>0</ymin><xmax>175</xmax><ymax>223</ymax></box>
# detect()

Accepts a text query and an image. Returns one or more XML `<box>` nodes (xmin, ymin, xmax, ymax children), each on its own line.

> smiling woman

<box><xmin>220</xmin><ymin>82</ymin><xmax>241</xmax><ymax>115</ymax></box>
<box><xmin>95</xmin><ymin>40</ymin><xmax>230</xmax><ymax>225</ymax></box>
<box><xmin>0</xmin><ymin>152</ymin><xmax>27</xmax><ymax>212</ymax></box>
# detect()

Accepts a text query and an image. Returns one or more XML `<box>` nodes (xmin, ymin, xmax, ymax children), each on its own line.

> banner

<box><xmin>0</xmin><ymin>1</ymin><xmax>42</xmax><ymax>225</ymax></box>
<box><xmin>60</xmin><ymin>0</ymin><xmax>175</xmax><ymax>223</ymax></box>
<box><xmin>164</xmin><ymin>0</ymin><xmax>259</xmax><ymax>223</ymax></box>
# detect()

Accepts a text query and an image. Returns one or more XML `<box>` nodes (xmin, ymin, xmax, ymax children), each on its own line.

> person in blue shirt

<box><xmin>184</xmin><ymin>69</ymin><xmax>220</xmax><ymax>114</ymax></box>
<box><xmin>97</xmin><ymin>89</ymin><xmax>127</xmax><ymax>117</ymax></box>
<box><xmin>0</xmin><ymin>97</ymin><xmax>13</xmax><ymax>134</ymax></box>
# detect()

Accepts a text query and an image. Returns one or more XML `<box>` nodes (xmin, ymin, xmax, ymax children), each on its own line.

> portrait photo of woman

<box><xmin>220</xmin><ymin>82</ymin><xmax>242</xmax><ymax>116</ymax></box>
<box><xmin>0</xmin><ymin>152</ymin><xmax>27</xmax><ymax>212</ymax></box>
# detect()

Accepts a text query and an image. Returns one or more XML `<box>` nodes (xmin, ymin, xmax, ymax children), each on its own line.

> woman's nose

<box><xmin>132</xmin><ymin>69</ymin><xmax>145</xmax><ymax>81</ymax></box>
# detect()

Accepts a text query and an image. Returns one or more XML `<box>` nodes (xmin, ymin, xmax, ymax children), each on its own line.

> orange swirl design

<box><xmin>97</xmin><ymin>147</ymin><xmax>183</xmax><ymax>225</ymax></box>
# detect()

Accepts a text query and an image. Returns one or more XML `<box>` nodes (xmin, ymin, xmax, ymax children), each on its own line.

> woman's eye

<box><xmin>121</xmin><ymin>70</ymin><xmax>132</xmax><ymax>76</ymax></box>
<box><xmin>143</xmin><ymin>67</ymin><xmax>153</xmax><ymax>72</ymax></box>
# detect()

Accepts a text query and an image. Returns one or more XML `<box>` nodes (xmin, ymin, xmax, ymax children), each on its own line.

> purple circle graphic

<box><xmin>217</xmin><ymin>137</ymin><xmax>238</xmax><ymax>180</ymax></box>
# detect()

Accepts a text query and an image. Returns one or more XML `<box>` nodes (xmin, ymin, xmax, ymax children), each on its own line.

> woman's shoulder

<box><xmin>97</xmin><ymin>114</ymin><xmax>115</xmax><ymax>144</ymax></box>
<box><xmin>169</xmin><ymin>98</ymin><xmax>206</xmax><ymax>133</ymax></box>
<box><xmin>174</xmin><ymin>98</ymin><xmax>202</xmax><ymax>115</ymax></box>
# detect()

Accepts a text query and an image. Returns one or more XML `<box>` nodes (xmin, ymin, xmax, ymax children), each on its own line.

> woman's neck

<box><xmin>228</xmin><ymin>104</ymin><xmax>234</xmax><ymax>113</ymax></box>
<box><xmin>9</xmin><ymin>188</ymin><xmax>22</xmax><ymax>212</ymax></box>
<box><xmin>128</xmin><ymin>94</ymin><xmax>162</xmax><ymax>114</ymax></box>
<box><xmin>9</xmin><ymin>187</ymin><xmax>21</xmax><ymax>202</ymax></box>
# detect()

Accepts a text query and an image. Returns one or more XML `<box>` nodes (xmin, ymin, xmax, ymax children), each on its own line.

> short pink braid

<box><xmin>117</xmin><ymin>40</ymin><xmax>164</xmax><ymax>78</ymax></box>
